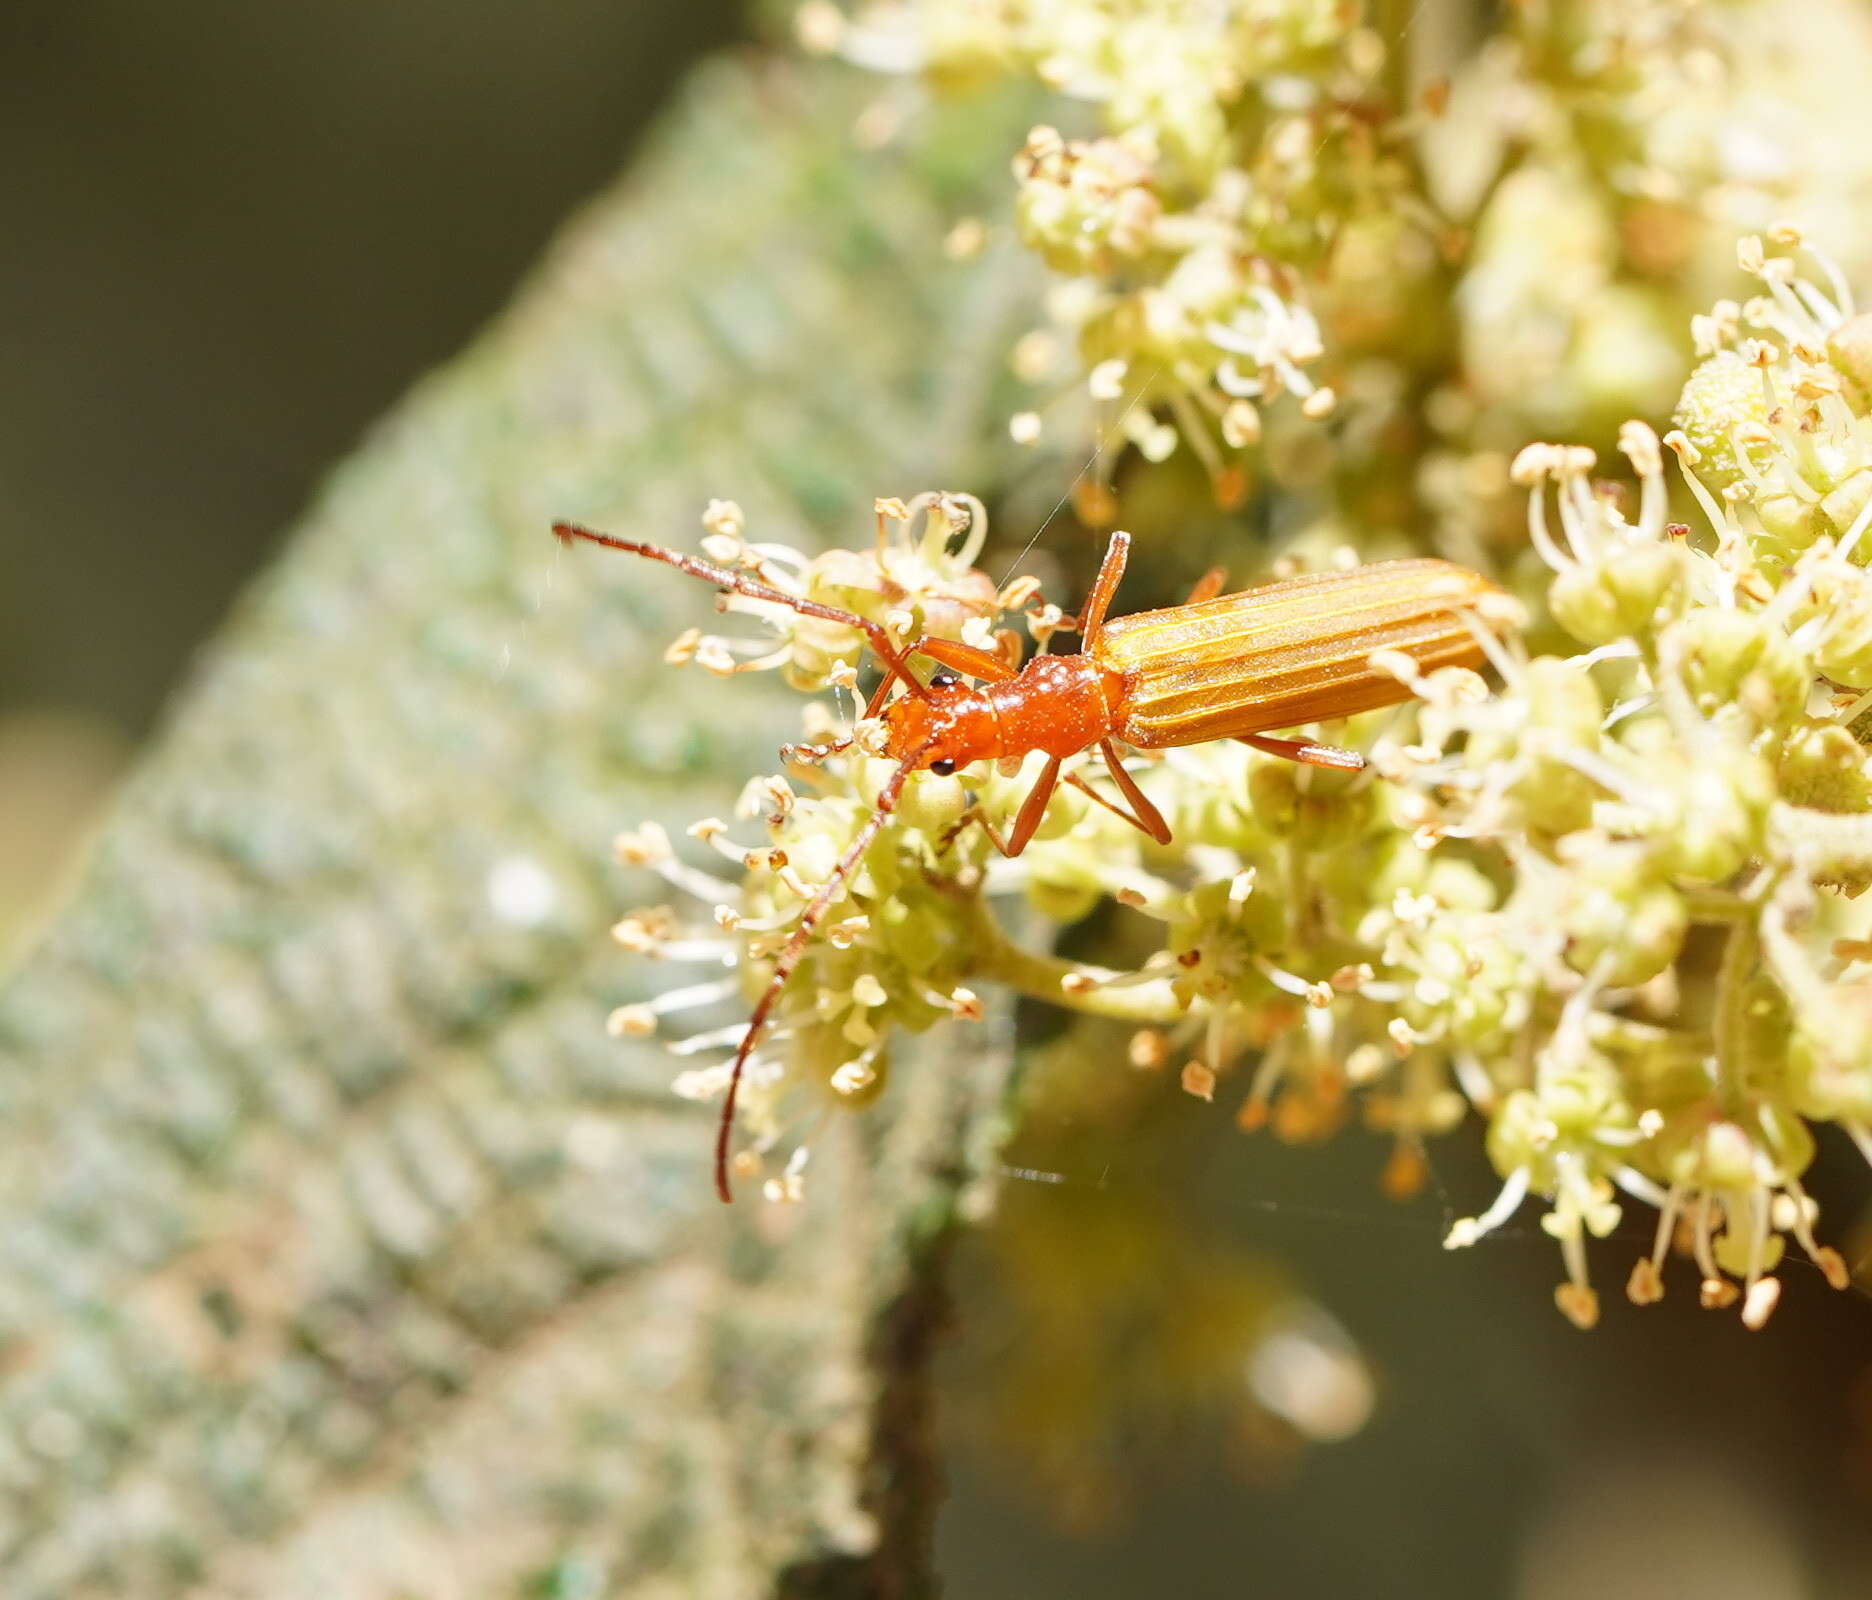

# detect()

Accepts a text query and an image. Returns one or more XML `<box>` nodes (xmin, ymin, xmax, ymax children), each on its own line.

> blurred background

<box><xmin>0</xmin><ymin>0</ymin><xmax>741</xmax><ymax>950</ymax></box>
<box><xmin>5</xmin><ymin>4</ymin><xmax>1872</xmax><ymax>1597</ymax></box>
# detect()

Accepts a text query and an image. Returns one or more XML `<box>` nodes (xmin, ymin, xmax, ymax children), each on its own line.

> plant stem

<box><xmin>961</xmin><ymin>894</ymin><xmax>1188</xmax><ymax>1025</ymax></box>
<box><xmin>1713</xmin><ymin>909</ymin><xmax>1762</xmax><ymax>1102</ymax></box>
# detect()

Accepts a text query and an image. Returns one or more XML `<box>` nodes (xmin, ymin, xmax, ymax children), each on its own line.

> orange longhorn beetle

<box><xmin>554</xmin><ymin>520</ymin><xmax>1505</xmax><ymax>1200</ymax></box>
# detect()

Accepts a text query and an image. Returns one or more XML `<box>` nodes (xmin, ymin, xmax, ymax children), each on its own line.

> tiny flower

<box><xmin>1014</xmin><ymin>127</ymin><xmax>1162</xmax><ymax>274</ymax></box>
<box><xmin>701</xmin><ymin>498</ymin><xmax>747</xmax><ymax>540</ymax></box>
<box><xmin>678</xmin><ymin>492</ymin><xmax>1012</xmax><ymax>692</ymax></box>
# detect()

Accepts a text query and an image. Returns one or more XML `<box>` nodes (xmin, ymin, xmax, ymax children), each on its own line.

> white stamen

<box><xmin>1611</xmin><ymin>1165</ymin><xmax>1670</xmax><ymax>1208</ymax></box>
<box><xmin>667</xmin><ymin>1022</ymin><xmax>753</xmax><ymax>1056</ymax></box>
<box><xmin>1444</xmin><ymin>1165</ymin><xmax>1531</xmax><ymax>1248</ymax></box>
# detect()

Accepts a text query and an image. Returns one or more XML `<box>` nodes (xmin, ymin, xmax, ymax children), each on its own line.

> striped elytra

<box><xmin>1095</xmin><ymin>558</ymin><xmax>1502</xmax><ymax>748</ymax></box>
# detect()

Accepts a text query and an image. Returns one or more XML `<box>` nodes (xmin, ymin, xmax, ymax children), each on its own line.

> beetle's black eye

<box><xmin>930</xmin><ymin>758</ymin><xmax>958</xmax><ymax>776</ymax></box>
<box><xmin>930</xmin><ymin>671</ymin><xmax>960</xmax><ymax>690</ymax></box>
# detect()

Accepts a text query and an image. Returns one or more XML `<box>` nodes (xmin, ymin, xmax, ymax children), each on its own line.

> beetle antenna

<box><xmin>553</xmin><ymin>522</ymin><xmax>930</xmax><ymax>699</ymax></box>
<box><xmin>712</xmin><ymin>747</ymin><xmax>929</xmax><ymax>1201</ymax></box>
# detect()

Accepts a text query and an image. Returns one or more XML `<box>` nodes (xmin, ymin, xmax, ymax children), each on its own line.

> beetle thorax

<box><xmin>988</xmin><ymin>654</ymin><xmax>1124</xmax><ymax>760</ymax></box>
<box><xmin>879</xmin><ymin>654</ymin><xmax>1124</xmax><ymax>772</ymax></box>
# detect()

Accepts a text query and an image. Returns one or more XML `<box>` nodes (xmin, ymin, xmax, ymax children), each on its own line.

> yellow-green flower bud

<box><xmin>1672</xmin><ymin>351</ymin><xmax>1770</xmax><ymax>490</ymax></box>
<box><xmin>1248</xmin><ymin>759</ymin><xmax>1380</xmax><ymax>849</ymax></box>
<box><xmin>1423</xmin><ymin>858</ymin><xmax>1499</xmax><ymax>913</ymax></box>
<box><xmin>1808</xmin><ymin>565</ymin><xmax>1872</xmax><ymax>688</ymax></box>
<box><xmin>1571</xmin><ymin>286</ymin><xmax>1683</xmax><ymax>422</ymax></box>
<box><xmin>1820</xmin><ymin>469</ymin><xmax>1872</xmax><ymax>547</ymax></box>
<box><xmin>1714</xmin><ymin>1228</ymin><xmax>1785</xmax><ymax>1282</ymax></box>
<box><xmin>1348</xmin><ymin>831</ymin><xmax>1433</xmax><ymax>908</ymax></box>
<box><xmin>1165</xmin><ymin>244</ymin><xmax>1250</xmax><ymax>325</ymax></box>
<box><xmin>1398</xmin><ymin>915</ymin><xmax>1526</xmax><ymax>1054</ymax></box>
<box><xmin>1666</xmin><ymin>1118</ymin><xmax>1759</xmax><ymax>1190</ymax></box>
<box><xmin>1826</xmin><ymin>312</ymin><xmax>1872</xmax><ymax>414</ymax></box>
<box><xmin>1557</xmin><ymin>861</ymin><xmax>1687</xmax><ymax>987</ymax></box>
<box><xmin>1776</xmin><ymin>722</ymin><xmax>1872</xmax><ymax>814</ymax></box>
<box><xmin>1613</xmin><ymin>711</ymin><xmax>1674</xmax><ymax>763</ymax></box>
<box><xmin>1540</xmin><ymin>1059</ymin><xmax>1636</xmax><ymax>1146</ymax></box>
<box><xmin>1666</xmin><ymin>609</ymin><xmax>1809</xmax><ymax>732</ymax></box>
<box><xmin>1754</xmin><ymin>491</ymin><xmax>1826</xmax><ymax>553</ymax></box>
<box><xmin>1167</xmin><ymin>879</ymin><xmax>1287</xmax><ymax>1006</ymax></box>
<box><xmin>1485</xmin><ymin>1089</ymin><xmax>1548</xmax><ymax>1176</ymax></box>
<box><xmin>882</xmin><ymin>889</ymin><xmax>963</xmax><ymax>978</ymax></box>
<box><xmin>1756</xmin><ymin>1101</ymin><xmax>1817</xmax><ymax>1180</ymax></box>
<box><xmin>1492</xmin><ymin>659</ymin><xmax>1604</xmax><ymax>837</ymax></box>
<box><xmin>895</xmin><ymin>770</ymin><xmax>970</xmax><ymax>838</ymax></box>
<box><xmin>1014</xmin><ymin>128</ymin><xmax>1162</xmax><ymax>276</ymax></box>
<box><xmin>1547</xmin><ymin>540</ymin><xmax>1691</xmax><ymax>647</ymax></box>
<box><xmin>1147</xmin><ymin>746</ymin><xmax>1263</xmax><ymax>855</ymax></box>
<box><xmin>1511</xmin><ymin>767</ymin><xmax>1600</xmax><ymax>840</ymax></box>
<box><xmin>1524</xmin><ymin>656</ymin><xmax>1607</xmax><ymax>742</ymax></box>
<box><xmin>1649</xmin><ymin>749</ymin><xmax>1773</xmax><ymax>882</ymax></box>
<box><xmin>1789</xmin><ymin>985</ymin><xmax>1872</xmax><ymax>1120</ymax></box>
<box><xmin>1735</xmin><ymin>970</ymin><xmax>1797</xmax><ymax>1096</ymax></box>
<box><xmin>918</xmin><ymin>10</ymin><xmax>1014</xmax><ymax>94</ymax></box>
<box><xmin>1483</xmin><ymin>1053</ymin><xmax>1629</xmax><ymax>1194</ymax></box>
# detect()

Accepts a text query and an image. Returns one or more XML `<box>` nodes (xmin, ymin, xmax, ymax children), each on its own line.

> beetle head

<box><xmin>879</xmin><ymin>671</ymin><xmax>989</xmax><ymax>774</ymax></box>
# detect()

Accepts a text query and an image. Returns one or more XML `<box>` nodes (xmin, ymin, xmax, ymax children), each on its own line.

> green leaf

<box><xmin>0</xmin><ymin>55</ymin><xmax>1039</xmax><ymax>1597</ymax></box>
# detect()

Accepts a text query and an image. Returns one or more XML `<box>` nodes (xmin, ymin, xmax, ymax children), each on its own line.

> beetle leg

<box><xmin>1059</xmin><ymin>770</ymin><xmax>1132</xmax><ymax>825</ymax></box>
<box><xmin>946</xmin><ymin>756</ymin><xmax>1064</xmax><ymax>858</ymax></box>
<box><xmin>1077</xmin><ymin>529</ymin><xmax>1133</xmax><ymax>647</ymax></box>
<box><xmin>956</xmin><ymin>745</ymin><xmax>1169</xmax><ymax>855</ymax></box>
<box><xmin>1090</xmin><ymin>740</ymin><xmax>1172</xmax><ymax>843</ymax></box>
<box><xmin>897</xmin><ymin>634</ymin><xmax>1020</xmax><ymax>683</ymax></box>
<box><xmin>1236</xmin><ymin>733</ymin><xmax>1365</xmax><ymax>772</ymax></box>
<box><xmin>1061</xmin><ymin>768</ymin><xmax>1172</xmax><ymax>845</ymax></box>
<box><xmin>945</xmin><ymin>805</ymin><xmax>1011</xmax><ymax>858</ymax></box>
<box><xmin>1184</xmin><ymin>566</ymin><xmax>1227</xmax><ymax>605</ymax></box>
<box><xmin>860</xmin><ymin>676</ymin><xmax>897</xmax><ymax>719</ymax></box>
<box><xmin>856</xmin><ymin>633</ymin><xmax>1019</xmax><ymax>722</ymax></box>
<box><xmin>1003</xmin><ymin>756</ymin><xmax>1064</xmax><ymax>855</ymax></box>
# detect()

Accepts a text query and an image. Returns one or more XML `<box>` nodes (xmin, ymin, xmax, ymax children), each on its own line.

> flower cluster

<box><xmin>663</xmin><ymin>491</ymin><xmax>1009</xmax><ymax>690</ymax></box>
<box><xmin>795</xmin><ymin>0</ymin><xmax>1395</xmax><ymax>503</ymax></box>
<box><xmin>789</xmin><ymin>0</ymin><xmax>1871</xmax><ymax>526</ymax></box>
<box><xmin>608</xmin><ymin>237</ymin><xmax>1872</xmax><ymax>1326</ymax></box>
<box><xmin>1435</xmin><ymin>232</ymin><xmax>1872</xmax><ymax>1327</ymax></box>
<box><xmin>1348</xmin><ymin>232</ymin><xmax>1872</xmax><ymax>1328</ymax></box>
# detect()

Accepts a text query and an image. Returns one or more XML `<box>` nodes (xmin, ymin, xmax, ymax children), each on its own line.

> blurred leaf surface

<box><xmin>0</xmin><ymin>55</ymin><xmax>1038</xmax><ymax>1599</ymax></box>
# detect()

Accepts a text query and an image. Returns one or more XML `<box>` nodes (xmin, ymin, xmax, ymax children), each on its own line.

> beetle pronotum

<box><xmin>555</xmin><ymin>519</ymin><xmax>1506</xmax><ymax>1200</ymax></box>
